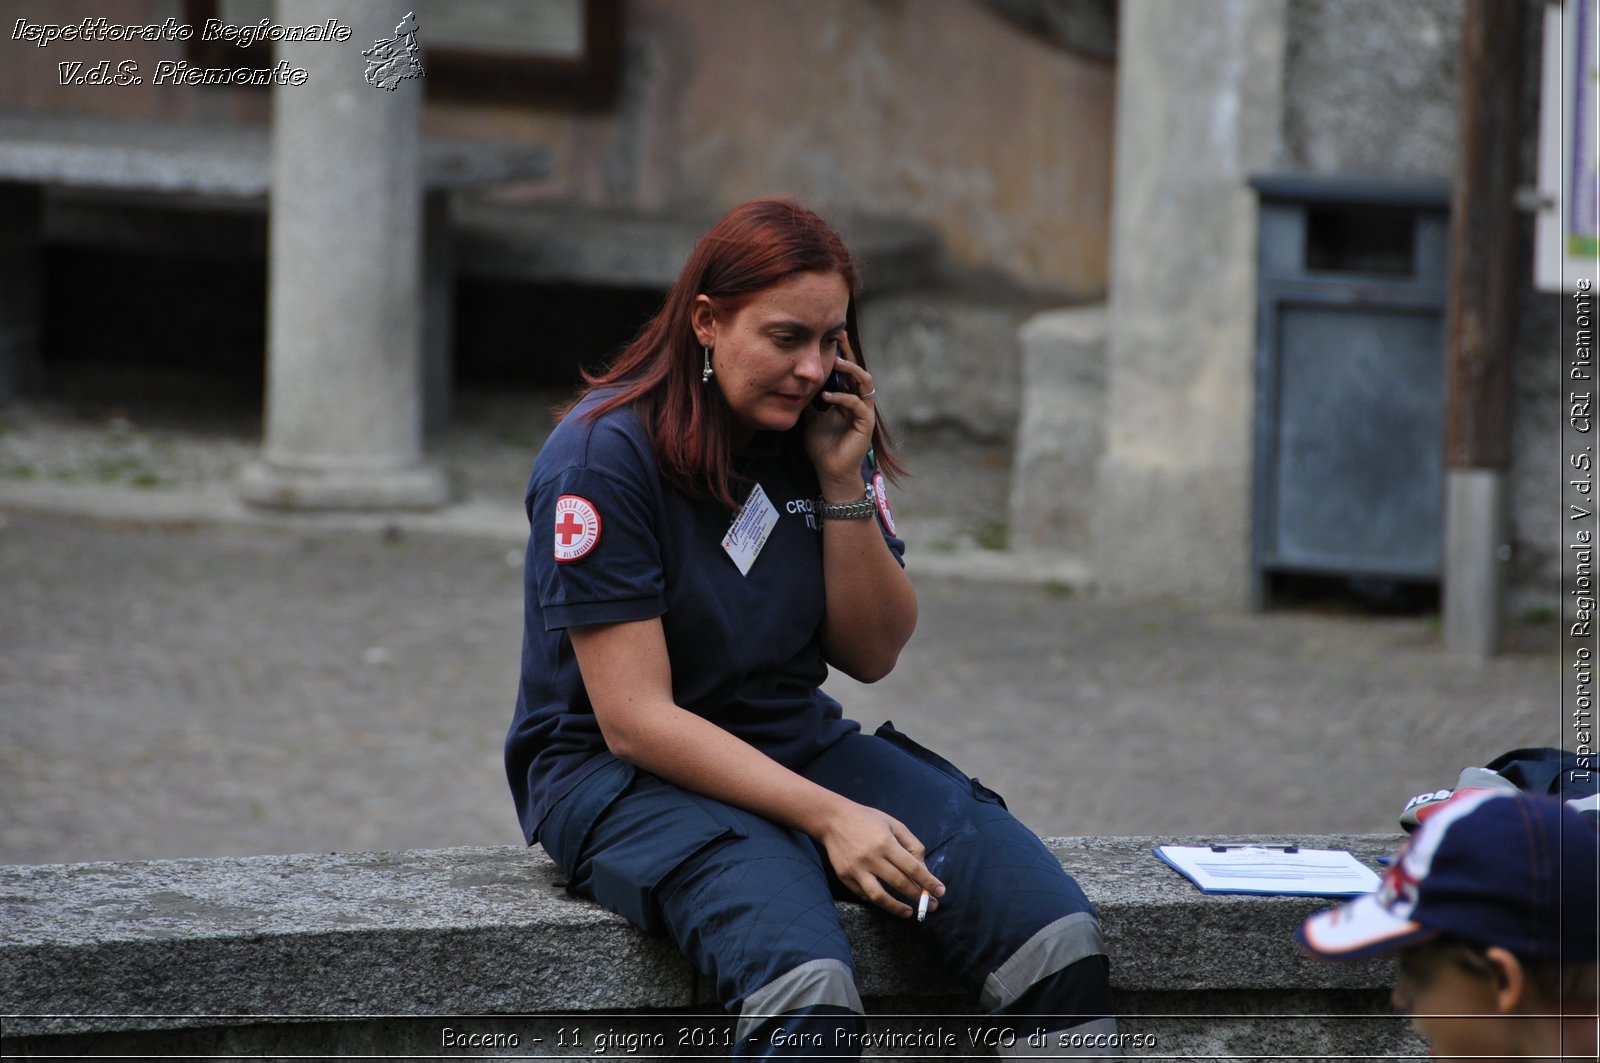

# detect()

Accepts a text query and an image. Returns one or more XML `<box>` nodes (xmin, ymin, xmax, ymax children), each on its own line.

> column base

<box><xmin>237</xmin><ymin>459</ymin><xmax>450</xmax><ymax>512</ymax></box>
<box><xmin>1091</xmin><ymin>454</ymin><xmax>1252</xmax><ymax>606</ymax></box>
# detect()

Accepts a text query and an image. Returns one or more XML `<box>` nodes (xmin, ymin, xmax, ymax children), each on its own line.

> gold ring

<box><xmin>860</xmin><ymin>389</ymin><xmax>876</xmax><ymax>400</ymax></box>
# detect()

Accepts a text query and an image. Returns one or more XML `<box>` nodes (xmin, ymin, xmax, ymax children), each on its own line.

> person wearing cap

<box><xmin>1299</xmin><ymin>789</ymin><xmax>1599</xmax><ymax>1062</ymax></box>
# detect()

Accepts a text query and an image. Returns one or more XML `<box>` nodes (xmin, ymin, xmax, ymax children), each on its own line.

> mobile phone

<box><xmin>811</xmin><ymin>369</ymin><xmax>848</xmax><ymax>411</ymax></box>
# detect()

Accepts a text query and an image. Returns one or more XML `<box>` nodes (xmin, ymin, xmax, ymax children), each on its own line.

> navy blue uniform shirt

<box><xmin>506</xmin><ymin>392</ymin><xmax>906</xmax><ymax>845</ymax></box>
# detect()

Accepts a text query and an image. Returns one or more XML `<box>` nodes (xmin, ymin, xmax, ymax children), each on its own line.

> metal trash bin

<box><xmin>1248</xmin><ymin>174</ymin><xmax>1452</xmax><ymax>606</ymax></box>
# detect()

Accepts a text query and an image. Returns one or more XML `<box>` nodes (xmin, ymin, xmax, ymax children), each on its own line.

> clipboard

<box><xmin>1154</xmin><ymin>842</ymin><xmax>1383</xmax><ymax>897</ymax></box>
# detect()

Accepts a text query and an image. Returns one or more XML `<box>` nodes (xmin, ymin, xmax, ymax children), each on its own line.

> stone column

<box><xmin>239</xmin><ymin>0</ymin><xmax>446</xmax><ymax>510</ymax></box>
<box><xmin>1091</xmin><ymin>0</ymin><xmax>1287</xmax><ymax>604</ymax></box>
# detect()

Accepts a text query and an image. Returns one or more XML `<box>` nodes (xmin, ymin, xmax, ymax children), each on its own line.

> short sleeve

<box><xmin>528</xmin><ymin>423</ymin><xmax>668</xmax><ymax>632</ymax></box>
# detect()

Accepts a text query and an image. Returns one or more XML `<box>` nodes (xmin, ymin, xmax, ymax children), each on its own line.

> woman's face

<box><xmin>694</xmin><ymin>271</ymin><xmax>850</xmax><ymax>441</ymax></box>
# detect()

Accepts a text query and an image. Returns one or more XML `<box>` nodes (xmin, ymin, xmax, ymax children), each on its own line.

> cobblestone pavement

<box><xmin>0</xmin><ymin>390</ymin><xmax>1560</xmax><ymax>866</ymax></box>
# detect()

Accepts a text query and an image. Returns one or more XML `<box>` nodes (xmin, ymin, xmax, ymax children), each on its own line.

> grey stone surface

<box><xmin>453</xmin><ymin>201</ymin><xmax>939</xmax><ymax>293</ymax></box>
<box><xmin>1009</xmin><ymin>305</ymin><xmax>1107</xmax><ymax>556</ymax></box>
<box><xmin>0</xmin><ymin>110</ymin><xmax>274</xmax><ymax>198</ymax></box>
<box><xmin>1281</xmin><ymin>0</ymin><xmax>1460</xmax><ymax>178</ymax></box>
<box><xmin>0</xmin><ymin>846</ymin><xmax>691</xmax><ymax>1038</ymax></box>
<box><xmin>0</xmin><ymin>836</ymin><xmax>1401</xmax><ymax>1041</ymax></box>
<box><xmin>864</xmin><ymin>290</ymin><xmax>1045</xmax><ymax>440</ymax></box>
<box><xmin>1092</xmin><ymin>455</ymin><xmax>1256</xmax><ymax>601</ymax></box>
<box><xmin>240</xmin><ymin>0</ymin><xmax>445</xmax><ymax>512</ymax></box>
<box><xmin>454</xmin><ymin>200</ymin><xmax>708</xmax><ymax>290</ymax></box>
<box><xmin>0</xmin><ymin>111</ymin><xmax>550</xmax><ymax>197</ymax></box>
<box><xmin>1443</xmin><ymin>469</ymin><xmax>1512</xmax><ymax>657</ymax></box>
<box><xmin>1094</xmin><ymin>0</ymin><xmax>1287</xmax><ymax>606</ymax></box>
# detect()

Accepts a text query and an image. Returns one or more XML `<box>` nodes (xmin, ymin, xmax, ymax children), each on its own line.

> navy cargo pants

<box><xmin>540</xmin><ymin>723</ymin><xmax>1118</xmax><ymax>1060</ymax></box>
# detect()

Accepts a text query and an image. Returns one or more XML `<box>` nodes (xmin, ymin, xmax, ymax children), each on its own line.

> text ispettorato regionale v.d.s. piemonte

<box><xmin>10</xmin><ymin>14</ymin><xmax>357</xmax><ymax>87</ymax></box>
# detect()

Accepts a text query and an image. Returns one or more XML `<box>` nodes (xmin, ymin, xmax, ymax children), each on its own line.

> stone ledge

<box><xmin>452</xmin><ymin>200</ymin><xmax>943</xmax><ymax>293</ymax></box>
<box><xmin>0</xmin><ymin>835</ymin><xmax>1401</xmax><ymax>1042</ymax></box>
<box><xmin>0</xmin><ymin>111</ymin><xmax>550</xmax><ymax>197</ymax></box>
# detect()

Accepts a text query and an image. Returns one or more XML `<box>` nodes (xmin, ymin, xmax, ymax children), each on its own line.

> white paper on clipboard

<box><xmin>1154</xmin><ymin>844</ymin><xmax>1383</xmax><ymax>897</ymax></box>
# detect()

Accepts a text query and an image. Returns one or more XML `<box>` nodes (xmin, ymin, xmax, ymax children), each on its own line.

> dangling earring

<box><xmin>701</xmin><ymin>345</ymin><xmax>714</xmax><ymax>384</ymax></box>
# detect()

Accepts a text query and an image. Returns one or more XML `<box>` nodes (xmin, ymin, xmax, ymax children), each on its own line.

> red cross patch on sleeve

<box><xmin>871</xmin><ymin>473</ymin><xmax>897</xmax><ymax>536</ymax></box>
<box><xmin>552</xmin><ymin>494</ymin><xmax>602</xmax><ymax>562</ymax></box>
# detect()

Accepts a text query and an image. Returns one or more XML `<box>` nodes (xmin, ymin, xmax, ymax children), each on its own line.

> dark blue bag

<box><xmin>1400</xmin><ymin>746</ymin><xmax>1597</xmax><ymax>831</ymax></box>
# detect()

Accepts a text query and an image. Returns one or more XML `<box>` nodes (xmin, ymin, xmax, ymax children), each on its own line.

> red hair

<box><xmin>566</xmin><ymin>198</ymin><xmax>904</xmax><ymax>508</ymax></box>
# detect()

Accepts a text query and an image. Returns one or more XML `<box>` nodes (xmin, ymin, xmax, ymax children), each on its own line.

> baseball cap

<box><xmin>1299</xmin><ymin>789</ymin><xmax>1600</xmax><ymax>962</ymax></box>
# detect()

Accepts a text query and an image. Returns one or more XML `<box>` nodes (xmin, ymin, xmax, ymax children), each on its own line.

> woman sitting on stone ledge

<box><xmin>505</xmin><ymin>198</ymin><xmax>1118</xmax><ymax>1060</ymax></box>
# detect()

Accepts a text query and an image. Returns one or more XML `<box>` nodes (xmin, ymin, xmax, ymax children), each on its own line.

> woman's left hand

<box><xmin>803</xmin><ymin>335</ymin><xmax>876</xmax><ymax>492</ymax></box>
<box><xmin>803</xmin><ymin>334</ymin><xmax>915</xmax><ymax>684</ymax></box>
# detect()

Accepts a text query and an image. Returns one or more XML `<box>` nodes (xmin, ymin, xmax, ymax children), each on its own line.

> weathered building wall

<box><xmin>1</xmin><ymin>0</ymin><xmax>1115</xmax><ymax>299</ymax></box>
<box><xmin>1094</xmin><ymin>0</ymin><xmax>1562</xmax><ymax>610</ymax></box>
<box><xmin>436</xmin><ymin>0</ymin><xmax>1118</xmax><ymax>301</ymax></box>
<box><xmin>4</xmin><ymin>0</ymin><xmax>1563</xmax><ymax>608</ymax></box>
<box><xmin>1092</xmin><ymin>0</ymin><xmax>1287</xmax><ymax>604</ymax></box>
<box><xmin>1281</xmin><ymin>0</ymin><xmax>1460</xmax><ymax>178</ymax></box>
<box><xmin>1279</xmin><ymin>0</ymin><xmax>1562</xmax><ymax>610</ymax></box>
<box><xmin>656</xmin><ymin>0</ymin><xmax>1114</xmax><ymax>296</ymax></box>
<box><xmin>2</xmin><ymin>0</ymin><xmax>1114</xmax><ymax>438</ymax></box>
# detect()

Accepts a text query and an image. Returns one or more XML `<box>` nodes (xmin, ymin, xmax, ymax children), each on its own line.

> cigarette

<box><xmin>917</xmin><ymin>889</ymin><xmax>931</xmax><ymax>922</ymax></box>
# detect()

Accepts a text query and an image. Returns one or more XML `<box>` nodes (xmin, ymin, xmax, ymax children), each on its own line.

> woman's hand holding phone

<box><xmin>810</xmin><ymin>368</ymin><xmax>849</xmax><ymax>411</ymax></box>
<box><xmin>805</xmin><ymin>337</ymin><xmax>876</xmax><ymax>490</ymax></box>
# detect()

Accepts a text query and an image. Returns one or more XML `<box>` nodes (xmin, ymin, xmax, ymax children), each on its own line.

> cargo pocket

<box><xmin>539</xmin><ymin>758</ymin><xmax>637</xmax><ymax>885</ymax></box>
<box><xmin>572</xmin><ymin>770</ymin><xmax>750</xmax><ymax>936</ymax></box>
<box><xmin>874</xmin><ymin>720</ymin><xmax>1008</xmax><ymax>809</ymax></box>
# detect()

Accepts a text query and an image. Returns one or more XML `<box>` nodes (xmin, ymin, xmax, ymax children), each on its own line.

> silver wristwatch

<box><xmin>817</xmin><ymin>486</ymin><xmax>876</xmax><ymax>521</ymax></box>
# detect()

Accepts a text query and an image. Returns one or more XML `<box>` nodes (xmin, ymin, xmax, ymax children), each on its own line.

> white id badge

<box><xmin>722</xmin><ymin>483</ymin><xmax>780</xmax><ymax>576</ymax></box>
